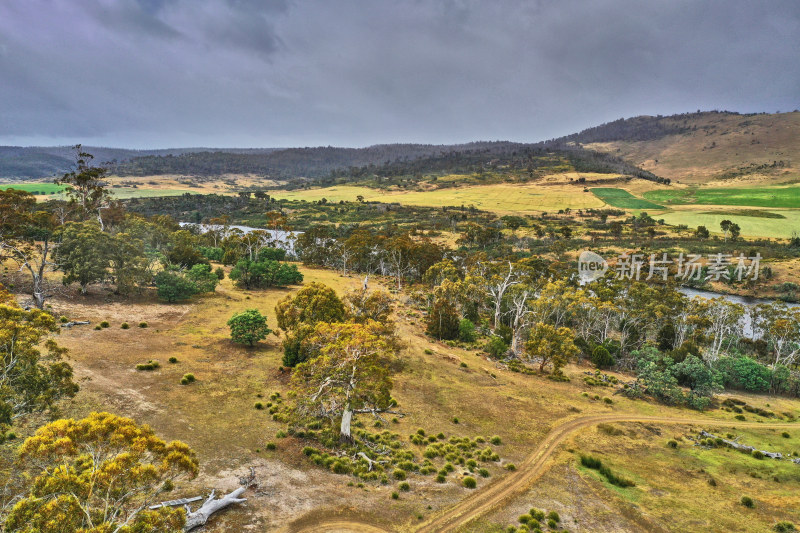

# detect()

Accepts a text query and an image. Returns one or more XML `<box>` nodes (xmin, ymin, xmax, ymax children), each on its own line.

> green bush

<box><xmin>254</xmin><ymin>402</ymin><xmax>264</xmax><ymax>410</ymax></box>
<box><xmin>462</xmin><ymin>476</ymin><xmax>477</xmax><ymax>488</ymax></box>
<box><xmin>592</xmin><ymin>345</ymin><xmax>614</xmax><ymax>369</ymax></box>
<box><xmin>138</xmin><ymin>322</ymin><xmax>148</xmax><ymax>328</ymax></box>
<box><xmin>458</xmin><ymin>319</ymin><xmax>477</xmax><ymax>342</ymax></box>
<box><xmin>168</xmin><ymin>357</ymin><xmax>178</xmax><ymax>363</ymax></box>
<box><xmin>100</xmin><ymin>321</ymin><xmax>110</xmax><ymax>328</ymax></box>
<box><xmin>667</xmin><ymin>440</ymin><xmax>678</xmax><ymax>448</ymax></box>
<box><xmin>490</xmin><ymin>435</ymin><xmax>502</xmax><ymax>445</ymax></box>
<box><xmin>135</xmin><ymin>360</ymin><xmax>159</xmax><ymax>371</ymax></box>
<box><xmin>783</xmin><ymin>432</ymin><xmax>791</xmax><ymax>438</ymax></box>
<box><xmin>398</xmin><ymin>481</ymin><xmax>410</xmax><ymax>492</ymax></box>
<box><xmin>180</xmin><ymin>373</ymin><xmax>196</xmax><ymax>385</ymax></box>
<box><xmin>227</xmin><ymin>309</ymin><xmax>272</xmax><ymax>346</ymax></box>
<box><xmin>547</xmin><ymin>511</ymin><xmax>560</xmax><ymax>523</ymax></box>
<box><xmin>505</xmin><ymin>463</ymin><xmax>516</xmax><ymax>471</ymax></box>
<box><xmin>774</xmin><ymin>521</ymin><xmax>796</xmax><ymax>532</ymax></box>
<box><xmin>752</xmin><ymin>450</ymin><xmax>764</xmax><ymax>459</ymax></box>
<box><xmin>265</xmin><ymin>441</ymin><xmax>276</xmax><ymax>450</ymax></box>
<box><xmin>452</xmin><ymin>417</ymin><xmax>459</xmax><ymax>424</ymax></box>
<box><xmin>485</xmin><ymin>335</ymin><xmax>509</xmax><ymax>358</ymax></box>
<box><xmin>121</xmin><ymin>322</ymin><xmax>130</xmax><ymax>329</ymax></box>
<box><xmin>741</xmin><ymin>495</ymin><xmax>755</xmax><ymax>508</ymax></box>
<box><xmin>392</xmin><ymin>469</ymin><xmax>406</xmax><ymax>480</ymax></box>
<box><xmin>391</xmin><ymin>492</ymin><xmax>399</xmax><ymax>500</ymax></box>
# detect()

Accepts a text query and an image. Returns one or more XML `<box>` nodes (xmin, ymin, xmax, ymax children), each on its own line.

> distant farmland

<box><xmin>644</xmin><ymin>185</ymin><xmax>800</xmax><ymax>208</ymax></box>
<box><xmin>590</xmin><ymin>187</ymin><xmax>664</xmax><ymax>209</ymax></box>
<box><xmin>0</xmin><ymin>183</ymin><xmax>66</xmax><ymax>195</ymax></box>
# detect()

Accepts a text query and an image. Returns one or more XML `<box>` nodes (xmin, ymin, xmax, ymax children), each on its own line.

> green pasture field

<box><xmin>644</xmin><ymin>185</ymin><xmax>800</xmax><ymax>208</ymax></box>
<box><xmin>590</xmin><ymin>187</ymin><xmax>664</xmax><ymax>209</ymax></box>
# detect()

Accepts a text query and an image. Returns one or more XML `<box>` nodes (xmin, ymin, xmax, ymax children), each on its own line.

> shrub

<box><xmin>135</xmin><ymin>360</ymin><xmax>159</xmax><ymax>371</ymax></box>
<box><xmin>228</xmin><ymin>309</ymin><xmax>272</xmax><ymax>346</ymax></box>
<box><xmin>254</xmin><ymin>402</ymin><xmax>264</xmax><ymax>410</ymax></box>
<box><xmin>478</xmin><ymin>468</ymin><xmax>490</xmax><ymax>477</ymax></box>
<box><xmin>180</xmin><ymin>373</ymin><xmax>196</xmax><ymax>385</ymax></box>
<box><xmin>774</xmin><ymin>521</ymin><xmax>796</xmax><ymax>532</ymax></box>
<box><xmin>276</xmin><ymin>430</ymin><xmax>287</xmax><ymax>438</ymax></box>
<box><xmin>735</xmin><ymin>414</ymin><xmax>746</xmax><ymax>421</ymax></box>
<box><xmin>485</xmin><ymin>335</ymin><xmax>509</xmax><ymax>358</ymax></box>
<box><xmin>452</xmin><ymin>417</ymin><xmax>459</xmax><ymax>424</ymax></box>
<box><xmin>392</xmin><ymin>469</ymin><xmax>406</xmax><ymax>480</ymax></box>
<box><xmin>436</xmin><ymin>474</ymin><xmax>446</xmax><ymax>483</ymax></box>
<box><xmin>547</xmin><ymin>519</ymin><xmax>557</xmax><ymax>529</ymax></box>
<box><xmin>462</xmin><ymin>476</ymin><xmax>477</xmax><ymax>488</ymax></box>
<box><xmin>168</xmin><ymin>357</ymin><xmax>178</xmax><ymax>363</ymax></box>
<box><xmin>592</xmin><ymin>345</ymin><xmax>614</xmax><ymax>369</ymax></box>
<box><xmin>100</xmin><ymin>321</ymin><xmax>110</xmax><ymax>328</ymax></box>
<box><xmin>154</xmin><ymin>270</ymin><xmax>198</xmax><ymax>302</ymax></box>
<box><xmin>138</xmin><ymin>322</ymin><xmax>148</xmax><ymax>328</ymax></box>
<box><xmin>94</xmin><ymin>325</ymin><xmax>101</xmax><ymax>330</ymax></box>
<box><xmin>121</xmin><ymin>322</ymin><xmax>130</xmax><ymax>329</ymax></box>
<box><xmin>547</xmin><ymin>511</ymin><xmax>560</xmax><ymax>523</ymax></box>
<box><xmin>398</xmin><ymin>481</ymin><xmax>410</xmax><ymax>492</ymax></box>
<box><xmin>265</xmin><ymin>441</ymin><xmax>276</xmax><ymax>450</ymax></box>
<box><xmin>490</xmin><ymin>435</ymin><xmax>502</xmax><ymax>445</ymax></box>
<box><xmin>741</xmin><ymin>496</ymin><xmax>755</xmax><ymax>508</ymax></box>
<box><xmin>505</xmin><ymin>463</ymin><xmax>516</xmax><ymax>471</ymax></box>
<box><xmin>752</xmin><ymin>450</ymin><xmax>764</xmax><ymax>459</ymax></box>
<box><xmin>783</xmin><ymin>432</ymin><xmax>791</xmax><ymax>438</ymax></box>
<box><xmin>603</xmin><ymin>397</ymin><xmax>613</xmax><ymax>404</ymax></box>
<box><xmin>59</xmin><ymin>316</ymin><xmax>68</xmax><ymax>323</ymax></box>
<box><xmin>667</xmin><ymin>440</ymin><xmax>678</xmax><ymax>448</ymax></box>
<box><xmin>519</xmin><ymin>514</ymin><xmax>533</xmax><ymax>524</ymax></box>
<box><xmin>458</xmin><ymin>319</ymin><xmax>477</xmax><ymax>342</ymax></box>
<box><xmin>424</xmin><ymin>348</ymin><xmax>434</xmax><ymax>355</ymax></box>
<box><xmin>391</xmin><ymin>492</ymin><xmax>399</xmax><ymax>499</ymax></box>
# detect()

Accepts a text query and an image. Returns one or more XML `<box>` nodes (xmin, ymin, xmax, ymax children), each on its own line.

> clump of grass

<box><xmin>94</xmin><ymin>325</ymin><xmax>102</xmax><ymax>330</ymax></box>
<box><xmin>276</xmin><ymin>430</ymin><xmax>287</xmax><ymax>438</ymax></box>
<box><xmin>424</xmin><ymin>349</ymin><xmax>433</xmax><ymax>355</ymax></box>
<box><xmin>735</xmin><ymin>414</ymin><xmax>746</xmax><ymax>421</ymax></box>
<box><xmin>783</xmin><ymin>432</ymin><xmax>791</xmax><ymax>438</ymax></box>
<box><xmin>265</xmin><ymin>441</ymin><xmax>276</xmax><ymax>450</ymax></box>
<box><xmin>462</xmin><ymin>476</ymin><xmax>477</xmax><ymax>488</ymax></box>
<box><xmin>547</xmin><ymin>511</ymin><xmax>560</xmax><ymax>523</ymax></box>
<box><xmin>392</xmin><ymin>469</ymin><xmax>406</xmax><ymax>480</ymax></box>
<box><xmin>138</xmin><ymin>322</ymin><xmax>148</xmax><ymax>328</ymax></box>
<box><xmin>135</xmin><ymin>360</ymin><xmax>159</xmax><ymax>371</ymax></box>
<box><xmin>490</xmin><ymin>435</ymin><xmax>502</xmax><ymax>445</ymax></box>
<box><xmin>100</xmin><ymin>321</ymin><xmax>110</xmax><ymax>328</ymax></box>
<box><xmin>59</xmin><ymin>316</ymin><xmax>68</xmax><ymax>323</ymax></box>
<box><xmin>505</xmin><ymin>463</ymin><xmax>516</xmax><ymax>471</ymax></box>
<box><xmin>254</xmin><ymin>402</ymin><xmax>264</xmax><ymax>410</ymax></box>
<box><xmin>579</xmin><ymin>454</ymin><xmax>635</xmax><ymax>487</ymax></box>
<box><xmin>452</xmin><ymin>417</ymin><xmax>459</xmax><ymax>424</ymax></box>
<box><xmin>121</xmin><ymin>322</ymin><xmax>130</xmax><ymax>329</ymax></box>
<box><xmin>398</xmin><ymin>481</ymin><xmax>410</xmax><ymax>492</ymax></box>
<box><xmin>180</xmin><ymin>373</ymin><xmax>196</xmax><ymax>385</ymax></box>
<box><xmin>667</xmin><ymin>440</ymin><xmax>678</xmax><ymax>448</ymax></box>
<box><xmin>741</xmin><ymin>495</ymin><xmax>755</xmax><ymax>508</ymax></box>
<box><xmin>752</xmin><ymin>450</ymin><xmax>764</xmax><ymax>459</ymax></box>
<box><xmin>774</xmin><ymin>521</ymin><xmax>796</xmax><ymax>532</ymax></box>
<box><xmin>168</xmin><ymin>357</ymin><xmax>178</xmax><ymax>363</ymax></box>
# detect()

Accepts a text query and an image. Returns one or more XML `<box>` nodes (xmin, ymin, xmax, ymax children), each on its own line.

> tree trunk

<box><xmin>184</xmin><ymin>487</ymin><xmax>248</xmax><ymax>531</ymax></box>
<box><xmin>340</xmin><ymin>407</ymin><xmax>353</xmax><ymax>442</ymax></box>
<box><xmin>699</xmin><ymin>431</ymin><xmax>783</xmax><ymax>459</ymax></box>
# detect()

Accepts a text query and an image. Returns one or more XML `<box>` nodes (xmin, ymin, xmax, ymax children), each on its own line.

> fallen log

<box><xmin>699</xmin><ymin>431</ymin><xmax>783</xmax><ymax>459</ymax></box>
<box><xmin>183</xmin><ymin>487</ymin><xmax>248</xmax><ymax>531</ymax></box>
<box><xmin>149</xmin><ymin>496</ymin><xmax>202</xmax><ymax>510</ymax></box>
<box><xmin>61</xmin><ymin>320</ymin><xmax>90</xmax><ymax>328</ymax></box>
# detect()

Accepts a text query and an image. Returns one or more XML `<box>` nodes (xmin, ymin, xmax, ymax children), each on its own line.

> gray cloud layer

<box><xmin>1</xmin><ymin>0</ymin><xmax>798</xmax><ymax>148</ymax></box>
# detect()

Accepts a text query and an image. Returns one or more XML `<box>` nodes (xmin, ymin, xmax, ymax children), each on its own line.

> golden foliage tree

<box><xmin>5</xmin><ymin>412</ymin><xmax>198</xmax><ymax>532</ymax></box>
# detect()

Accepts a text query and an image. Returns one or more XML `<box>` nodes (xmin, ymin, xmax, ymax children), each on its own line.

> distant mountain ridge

<box><xmin>3</xmin><ymin>111</ymin><xmax>796</xmax><ymax>184</ymax></box>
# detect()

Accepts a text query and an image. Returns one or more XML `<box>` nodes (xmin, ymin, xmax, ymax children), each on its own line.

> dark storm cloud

<box><xmin>0</xmin><ymin>0</ymin><xmax>798</xmax><ymax>148</ymax></box>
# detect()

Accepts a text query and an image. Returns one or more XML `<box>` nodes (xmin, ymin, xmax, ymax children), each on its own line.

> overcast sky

<box><xmin>0</xmin><ymin>0</ymin><xmax>798</xmax><ymax>149</ymax></box>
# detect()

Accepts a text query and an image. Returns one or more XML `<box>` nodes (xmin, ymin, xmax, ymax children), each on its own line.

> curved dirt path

<box><xmin>287</xmin><ymin>414</ymin><xmax>799</xmax><ymax>532</ymax></box>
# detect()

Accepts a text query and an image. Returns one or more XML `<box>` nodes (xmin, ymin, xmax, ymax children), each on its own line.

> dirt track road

<box><xmin>285</xmin><ymin>414</ymin><xmax>799</xmax><ymax>533</ymax></box>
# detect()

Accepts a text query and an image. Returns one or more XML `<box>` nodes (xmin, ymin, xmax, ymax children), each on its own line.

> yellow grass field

<box><xmin>273</xmin><ymin>182</ymin><xmax>605</xmax><ymax>214</ymax></box>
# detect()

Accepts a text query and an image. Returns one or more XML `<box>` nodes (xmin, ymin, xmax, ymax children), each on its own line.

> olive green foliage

<box><xmin>227</xmin><ymin>309</ymin><xmax>272</xmax><ymax>346</ymax></box>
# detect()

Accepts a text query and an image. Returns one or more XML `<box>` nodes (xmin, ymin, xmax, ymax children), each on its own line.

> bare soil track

<box><xmin>284</xmin><ymin>413</ymin><xmax>800</xmax><ymax>533</ymax></box>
